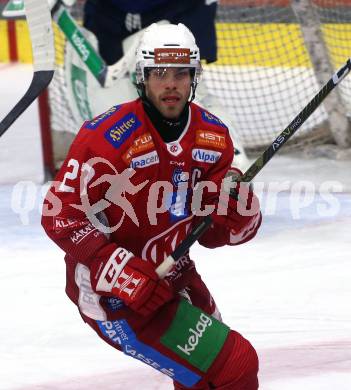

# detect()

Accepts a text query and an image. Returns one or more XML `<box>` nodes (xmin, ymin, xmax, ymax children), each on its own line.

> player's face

<box><xmin>145</xmin><ymin>67</ymin><xmax>192</xmax><ymax>119</ymax></box>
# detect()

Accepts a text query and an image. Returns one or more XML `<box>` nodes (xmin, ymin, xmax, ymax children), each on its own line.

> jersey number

<box><xmin>59</xmin><ymin>158</ymin><xmax>95</xmax><ymax>193</ymax></box>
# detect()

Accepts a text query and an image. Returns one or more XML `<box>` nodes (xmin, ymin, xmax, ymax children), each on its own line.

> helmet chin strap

<box><xmin>136</xmin><ymin>82</ymin><xmax>146</xmax><ymax>99</ymax></box>
<box><xmin>190</xmin><ymin>81</ymin><xmax>197</xmax><ymax>102</ymax></box>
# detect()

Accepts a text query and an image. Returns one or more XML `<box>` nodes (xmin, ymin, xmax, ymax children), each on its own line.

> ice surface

<box><xmin>0</xmin><ymin>64</ymin><xmax>350</xmax><ymax>389</ymax></box>
<box><xmin>0</xmin><ymin>64</ymin><xmax>44</xmax><ymax>184</ymax></box>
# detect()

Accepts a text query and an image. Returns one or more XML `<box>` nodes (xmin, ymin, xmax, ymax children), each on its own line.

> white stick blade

<box><xmin>24</xmin><ymin>0</ymin><xmax>55</xmax><ymax>72</ymax></box>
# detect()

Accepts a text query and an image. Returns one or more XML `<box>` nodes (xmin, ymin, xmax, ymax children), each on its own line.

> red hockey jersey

<box><xmin>41</xmin><ymin>98</ymin><xmax>260</xmax><ymax>322</ymax></box>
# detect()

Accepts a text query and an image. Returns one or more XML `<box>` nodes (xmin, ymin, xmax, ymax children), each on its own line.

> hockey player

<box><xmin>41</xmin><ymin>23</ymin><xmax>262</xmax><ymax>389</ymax></box>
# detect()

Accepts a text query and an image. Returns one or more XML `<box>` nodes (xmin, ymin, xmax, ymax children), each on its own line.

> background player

<box><xmin>83</xmin><ymin>0</ymin><xmax>218</xmax><ymax>65</ymax></box>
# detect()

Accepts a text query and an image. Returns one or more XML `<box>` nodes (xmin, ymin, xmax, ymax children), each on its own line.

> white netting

<box><xmin>315</xmin><ymin>0</ymin><xmax>351</xmax><ymax>110</ymax></box>
<box><xmin>202</xmin><ymin>0</ymin><xmax>351</xmax><ymax>153</ymax></box>
<box><xmin>47</xmin><ymin>4</ymin><xmax>81</xmax><ymax>165</ymax></box>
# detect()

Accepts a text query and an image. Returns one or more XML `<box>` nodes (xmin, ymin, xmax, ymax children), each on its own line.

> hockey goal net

<box><xmin>43</xmin><ymin>0</ymin><xmax>351</xmax><ymax>174</ymax></box>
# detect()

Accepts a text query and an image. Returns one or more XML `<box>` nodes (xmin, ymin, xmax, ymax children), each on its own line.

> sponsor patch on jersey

<box><xmin>192</xmin><ymin>148</ymin><xmax>222</xmax><ymax>164</ymax></box>
<box><xmin>69</xmin><ymin>222</ymin><xmax>99</xmax><ymax>244</ymax></box>
<box><xmin>54</xmin><ymin>217</ymin><xmax>87</xmax><ymax>234</ymax></box>
<box><xmin>130</xmin><ymin>150</ymin><xmax>159</xmax><ymax>169</ymax></box>
<box><xmin>104</xmin><ymin>113</ymin><xmax>141</xmax><ymax>148</ymax></box>
<box><xmin>201</xmin><ymin>110</ymin><xmax>227</xmax><ymax>128</ymax></box>
<box><xmin>96</xmin><ymin>319</ymin><xmax>201</xmax><ymax>387</ymax></box>
<box><xmin>161</xmin><ymin>299</ymin><xmax>230</xmax><ymax>372</ymax></box>
<box><xmin>96</xmin><ymin>320</ymin><xmax>126</xmax><ymax>346</ymax></box>
<box><xmin>85</xmin><ymin>105</ymin><xmax>121</xmax><ymax>129</ymax></box>
<box><xmin>154</xmin><ymin>48</ymin><xmax>190</xmax><ymax>64</ymax></box>
<box><xmin>122</xmin><ymin>132</ymin><xmax>155</xmax><ymax>164</ymax></box>
<box><xmin>196</xmin><ymin>130</ymin><xmax>227</xmax><ymax>150</ymax></box>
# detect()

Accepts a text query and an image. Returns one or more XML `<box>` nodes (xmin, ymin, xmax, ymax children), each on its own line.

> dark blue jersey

<box><xmin>109</xmin><ymin>0</ymin><xmax>171</xmax><ymax>13</ymax></box>
<box><xmin>84</xmin><ymin>0</ymin><xmax>217</xmax><ymax>65</ymax></box>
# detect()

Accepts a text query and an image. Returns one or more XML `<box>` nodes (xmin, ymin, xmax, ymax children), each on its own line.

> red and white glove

<box><xmin>91</xmin><ymin>246</ymin><xmax>174</xmax><ymax>316</ymax></box>
<box><xmin>210</xmin><ymin>168</ymin><xmax>261</xmax><ymax>234</ymax></box>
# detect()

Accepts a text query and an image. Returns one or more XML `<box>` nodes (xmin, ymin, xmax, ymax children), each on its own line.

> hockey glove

<box><xmin>210</xmin><ymin>168</ymin><xmax>261</xmax><ymax>234</ymax></box>
<box><xmin>92</xmin><ymin>246</ymin><xmax>174</xmax><ymax>317</ymax></box>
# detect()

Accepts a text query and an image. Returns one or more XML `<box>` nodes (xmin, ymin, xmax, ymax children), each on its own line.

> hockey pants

<box><xmin>80</xmin><ymin>272</ymin><xmax>259</xmax><ymax>389</ymax></box>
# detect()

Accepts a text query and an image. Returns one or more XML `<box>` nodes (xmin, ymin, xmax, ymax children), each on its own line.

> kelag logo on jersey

<box><xmin>96</xmin><ymin>318</ymin><xmax>201</xmax><ymax>387</ymax></box>
<box><xmin>192</xmin><ymin>148</ymin><xmax>222</xmax><ymax>164</ymax></box>
<box><xmin>201</xmin><ymin>110</ymin><xmax>227</xmax><ymax>128</ymax></box>
<box><xmin>85</xmin><ymin>105</ymin><xmax>121</xmax><ymax>130</ymax></box>
<box><xmin>104</xmin><ymin>113</ymin><xmax>141</xmax><ymax>148</ymax></box>
<box><xmin>161</xmin><ymin>299</ymin><xmax>229</xmax><ymax>373</ymax></box>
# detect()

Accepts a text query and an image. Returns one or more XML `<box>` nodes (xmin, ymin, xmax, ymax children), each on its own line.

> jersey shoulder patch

<box><xmin>84</xmin><ymin>104</ymin><xmax>122</xmax><ymax>130</ymax></box>
<box><xmin>104</xmin><ymin>111</ymin><xmax>143</xmax><ymax>149</ymax></box>
<box><xmin>81</xmin><ymin>100</ymin><xmax>144</xmax><ymax>151</ymax></box>
<box><xmin>199</xmin><ymin>108</ymin><xmax>228</xmax><ymax>129</ymax></box>
<box><xmin>195</xmin><ymin>129</ymin><xmax>228</xmax><ymax>150</ymax></box>
<box><xmin>190</xmin><ymin>104</ymin><xmax>231</xmax><ymax>152</ymax></box>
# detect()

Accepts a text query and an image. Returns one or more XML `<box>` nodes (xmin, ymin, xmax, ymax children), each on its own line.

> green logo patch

<box><xmin>160</xmin><ymin>299</ymin><xmax>229</xmax><ymax>372</ymax></box>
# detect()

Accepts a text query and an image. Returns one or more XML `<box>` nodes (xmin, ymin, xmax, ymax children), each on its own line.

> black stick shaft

<box><xmin>0</xmin><ymin>0</ymin><xmax>55</xmax><ymax>138</ymax></box>
<box><xmin>0</xmin><ymin>71</ymin><xmax>54</xmax><ymax>137</ymax></box>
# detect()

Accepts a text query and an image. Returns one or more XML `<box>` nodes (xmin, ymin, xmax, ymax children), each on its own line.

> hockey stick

<box><xmin>2</xmin><ymin>0</ymin><xmax>132</xmax><ymax>87</ymax></box>
<box><xmin>155</xmin><ymin>58</ymin><xmax>351</xmax><ymax>278</ymax></box>
<box><xmin>2</xmin><ymin>0</ymin><xmax>26</xmax><ymax>17</ymax></box>
<box><xmin>0</xmin><ymin>0</ymin><xmax>54</xmax><ymax>138</ymax></box>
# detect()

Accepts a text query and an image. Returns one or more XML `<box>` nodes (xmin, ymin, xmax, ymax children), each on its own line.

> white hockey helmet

<box><xmin>135</xmin><ymin>23</ymin><xmax>202</xmax><ymax>87</ymax></box>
